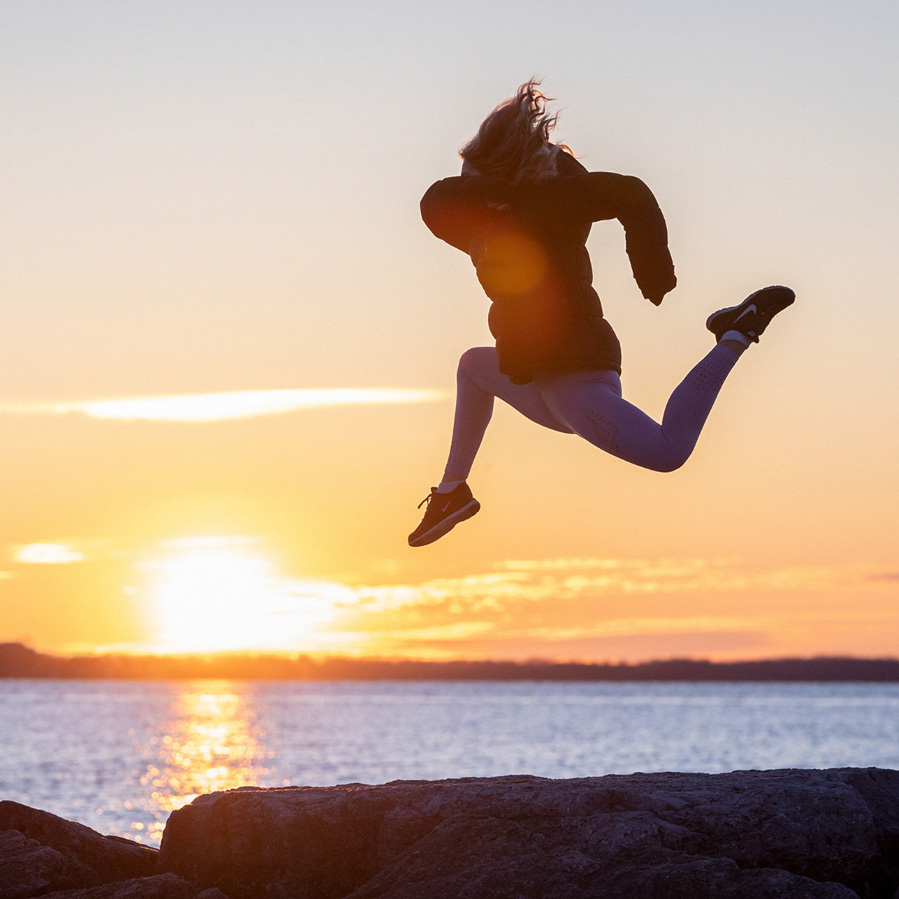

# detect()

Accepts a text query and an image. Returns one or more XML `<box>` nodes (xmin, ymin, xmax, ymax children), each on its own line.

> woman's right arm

<box><xmin>420</xmin><ymin>176</ymin><xmax>510</xmax><ymax>252</ymax></box>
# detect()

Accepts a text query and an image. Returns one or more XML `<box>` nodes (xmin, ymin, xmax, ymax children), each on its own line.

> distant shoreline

<box><xmin>3</xmin><ymin>642</ymin><xmax>899</xmax><ymax>682</ymax></box>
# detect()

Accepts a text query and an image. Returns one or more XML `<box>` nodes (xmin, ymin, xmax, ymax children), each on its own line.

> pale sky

<box><xmin>1</xmin><ymin>0</ymin><xmax>897</xmax><ymax>662</ymax></box>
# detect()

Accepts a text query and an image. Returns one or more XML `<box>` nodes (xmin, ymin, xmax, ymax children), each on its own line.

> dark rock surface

<box><xmin>0</xmin><ymin>802</ymin><xmax>157</xmax><ymax>898</ymax></box>
<box><xmin>156</xmin><ymin>768</ymin><xmax>899</xmax><ymax>899</ymax></box>
<box><xmin>0</xmin><ymin>829</ymin><xmax>70</xmax><ymax>899</ymax></box>
<box><xmin>4</xmin><ymin>769</ymin><xmax>899</xmax><ymax>898</ymax></box>
<box><xmin>0</xmin><ymin>803</ymin><xmax>222</xmax><ymax>899</ymax></box>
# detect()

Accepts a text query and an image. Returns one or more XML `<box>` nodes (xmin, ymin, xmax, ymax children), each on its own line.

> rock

<box><xmin>0</xmin><ymin>829</ymin><xmax>71</xmax><ymax>899</ymax></box>
<box><xmin>343</xmin><ymin>813</ymin><xmax>859</xmax><ymax>899</ymax></box>
<box><xmin>0</xmin><ymin>802</ymin><xmax>157</xmax><ymax>895</ymax></box>
<box><xmin>157</xmin><ymin>768</ymin><xmax>899</xmax><ymax>899</ymax></box>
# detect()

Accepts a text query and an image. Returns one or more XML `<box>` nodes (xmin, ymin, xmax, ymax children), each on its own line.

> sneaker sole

<box><xmin>408</xmin><ymin>500</ymin><xmax>480</xmax><ymax>547</ymax></box>
<box><xmin>706</xmin><ymin>285</ymin><xmax>795</xmax><ymax>335</ymax></box>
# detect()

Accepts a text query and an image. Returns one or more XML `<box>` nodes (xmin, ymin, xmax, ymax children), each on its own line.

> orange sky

<box><xmin>1</xmin><ymin>2</ymin><xmax>897</xmax><ymax>663</ymax></box>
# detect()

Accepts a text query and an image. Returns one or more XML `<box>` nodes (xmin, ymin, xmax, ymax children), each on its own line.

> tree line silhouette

<box><xmin>3</xmin><ymin>642</ymin><xmax>899</xmax><ymax>681</ymax></box>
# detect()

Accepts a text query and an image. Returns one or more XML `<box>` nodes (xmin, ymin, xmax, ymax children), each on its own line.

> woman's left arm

<box><xmin>544</xmin><ymin>172</ymin><xmax>677</xmax><ymax>305</ymax></box>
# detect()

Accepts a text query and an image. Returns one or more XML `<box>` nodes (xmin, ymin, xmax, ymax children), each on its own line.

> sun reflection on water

<box><xmin>140</xmin><ymin>683</ymin><xmax>271</xmax><ymax>843</ymax></box>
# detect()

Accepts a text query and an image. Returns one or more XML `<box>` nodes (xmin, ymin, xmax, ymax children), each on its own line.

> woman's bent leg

<box><xmin>540</xmin><ymin>343</ymin><xmax>740</xmax><ymax>472</ymax></box>
<box><xmin>444</xmin><ymin>347</ymin><xmax>572</xmax><ymax>479</ymax></box>
<box><xmin>411</xmin><ymin>347</ymin><xmax>573</xmax><ymax>546</ymax></box>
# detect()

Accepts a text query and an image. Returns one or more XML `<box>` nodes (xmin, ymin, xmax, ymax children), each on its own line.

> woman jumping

<box><xmin>409</xmin><ymin>81</ymin><xmax>794</xmax><ymax>547</ymax></box>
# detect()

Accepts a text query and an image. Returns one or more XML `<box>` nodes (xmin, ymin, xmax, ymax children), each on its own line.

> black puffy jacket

<box><xmin>420</xmin><ymin>153</ymin><xmax>676</xmax><ymax>384</ymax></box>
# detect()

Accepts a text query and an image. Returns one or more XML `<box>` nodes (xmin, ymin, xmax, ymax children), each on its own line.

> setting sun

<box><xmin>142</xmin><ymin>538</ymin><xmax>341</xmax><ymax>654</ymax></box>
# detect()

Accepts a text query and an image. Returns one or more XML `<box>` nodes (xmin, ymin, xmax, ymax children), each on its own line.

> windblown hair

<box><xmin>460</xmin><ymin>80</ymin><xmax>569</xmax><ymax>182</ymax></box>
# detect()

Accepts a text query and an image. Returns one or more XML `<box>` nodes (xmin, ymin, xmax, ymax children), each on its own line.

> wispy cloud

<box><xmin>513</xmin><ymin>616</ymin><xmax>772</xmax><ymax>641</ymax></box>
<box><xmin>337</xmin><ymin>557</ymin><xmax>899</xmax><ymax>658</ymax></box>
<box><xmin>349</xmin><ymin>557</ymin><xmax>893</xmax><ymax>614</ymax></box>
<box><xmin>14</xmin><ymin>543</ymin><xmax>86</xmax><ymax>564</ymax></box>
<box><xmin>0</xmin><ymin>388</ymin><xmax>447</xmax><ymax>423</ymax></box>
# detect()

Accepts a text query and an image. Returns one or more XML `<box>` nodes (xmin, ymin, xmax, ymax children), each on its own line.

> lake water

<box><xmin>2</xmin><ymin>679</ymin><xmax>898</xmax><ymax>845</ymax></box>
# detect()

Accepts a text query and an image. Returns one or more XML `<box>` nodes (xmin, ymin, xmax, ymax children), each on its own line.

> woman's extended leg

<box><xmin>538</xmin><ymin>283</ymin><xmax>797</xmax><ymax>472</ymax></box>
<box><xmin>540</xmin><ymin>343</ymin><xmax>741</xmax><ymax>472</ymax></box>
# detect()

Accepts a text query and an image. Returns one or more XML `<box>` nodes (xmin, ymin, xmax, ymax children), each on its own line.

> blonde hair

<box><xmin>460</xmin><ymin>80</ymin><xmax>569</xmax><ymax>182</ymax></box>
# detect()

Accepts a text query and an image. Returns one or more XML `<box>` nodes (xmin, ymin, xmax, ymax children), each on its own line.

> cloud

<box><xmin>340</xmin><ymin>556</ymin><xmax>899</xmax><ymax>658</ymax></box>
<box><xmin>349</xmin><ymin>557</ymin><xmax>891</xmax><ymax>614</ymax></box>
<box><xmin>867</xmin><ymin>572</ymin><xmax>899</xmax><ymax>582</ymax></box>
<box><xmin>14</xmin><ymin>543</ymin><xmax>86</xmax><ymax>564</ymax></box>
<box><xmin>513</xmin><ymin>616</ymin><xmax>770</xmax><ymax>641</ymax></box>
<box><xmin>0</xmin><ymin>388</ymin><xmax>447</xmax><ymax>423</ymax></box>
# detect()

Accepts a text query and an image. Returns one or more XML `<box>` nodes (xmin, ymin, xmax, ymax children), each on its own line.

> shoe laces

<box><xmin>417</xmin><ymin>489</ymin><xmax>438</xmax><ymax>510</ymax></box>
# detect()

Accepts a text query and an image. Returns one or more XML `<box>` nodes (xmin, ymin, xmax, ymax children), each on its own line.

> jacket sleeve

<box><xmin>420</xmin><ymin>175</ymin><xmax>512</xmax><ymax>252</ymax></box>
<box><xmin>553</xmin><ymin>172</ymin><xmax>677</xmax><ymax>305</ymax></box>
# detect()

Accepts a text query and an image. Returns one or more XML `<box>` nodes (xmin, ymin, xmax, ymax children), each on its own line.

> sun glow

<box><xmin>144</xmin><ymin>538</ymin><xmax>343</xmax><ymax>654</ymax></box>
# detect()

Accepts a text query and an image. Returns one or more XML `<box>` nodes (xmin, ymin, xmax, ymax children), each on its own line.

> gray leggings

<box><xmin>445</xmin><ymin>343</ymin><xmax>740</xmax><ymax>477</ymax></box>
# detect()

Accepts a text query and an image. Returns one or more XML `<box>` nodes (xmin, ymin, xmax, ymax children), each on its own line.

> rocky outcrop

<box><xmin>4</xmin><ymin>769</ymin><xmax>899</xmax><ymax>898</ymax></box>
<box><xmin>156</xmin><ymin>768</ymin><xmax>899</xmax><ymax>898</ymax></box>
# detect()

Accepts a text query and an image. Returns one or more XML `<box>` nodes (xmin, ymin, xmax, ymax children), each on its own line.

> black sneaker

<box><xmin>706</xmin><ymin>285</ymin><xmax>795</xmax><ymax>343</ymax></box>
<box><xmin>408</xmin><ymin>483</ymin><xmax>480</xmax><ymax>547</ymax></box>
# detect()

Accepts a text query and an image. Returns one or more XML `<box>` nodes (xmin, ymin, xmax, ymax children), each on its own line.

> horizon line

<box><xmin>4</xmin><ymin>642</ymin><xmax>898</xmax><ymax>667</ymax></box>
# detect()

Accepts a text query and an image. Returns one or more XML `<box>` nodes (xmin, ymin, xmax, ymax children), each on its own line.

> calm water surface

<box><xmin>1</xmin><ymin>679</ymin><xmax>898</xmax><ymax>845</ymax></box>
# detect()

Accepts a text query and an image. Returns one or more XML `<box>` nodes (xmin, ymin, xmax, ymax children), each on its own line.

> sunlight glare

<box><xmin>141</xmin><ymin>684</ymin><xmax>267</xmax><ymax>843</ymax></box>
<box><xmin>145</xmin><ymin>539</ymin><xmax>342</xmax><ymax>653</ymax></box>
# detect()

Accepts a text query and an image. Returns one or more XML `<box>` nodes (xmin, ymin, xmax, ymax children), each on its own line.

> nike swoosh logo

<box><xmin>736</xmin><ymin>304</ymin><xmax>757</xmax><ymax>318</ymax></box>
